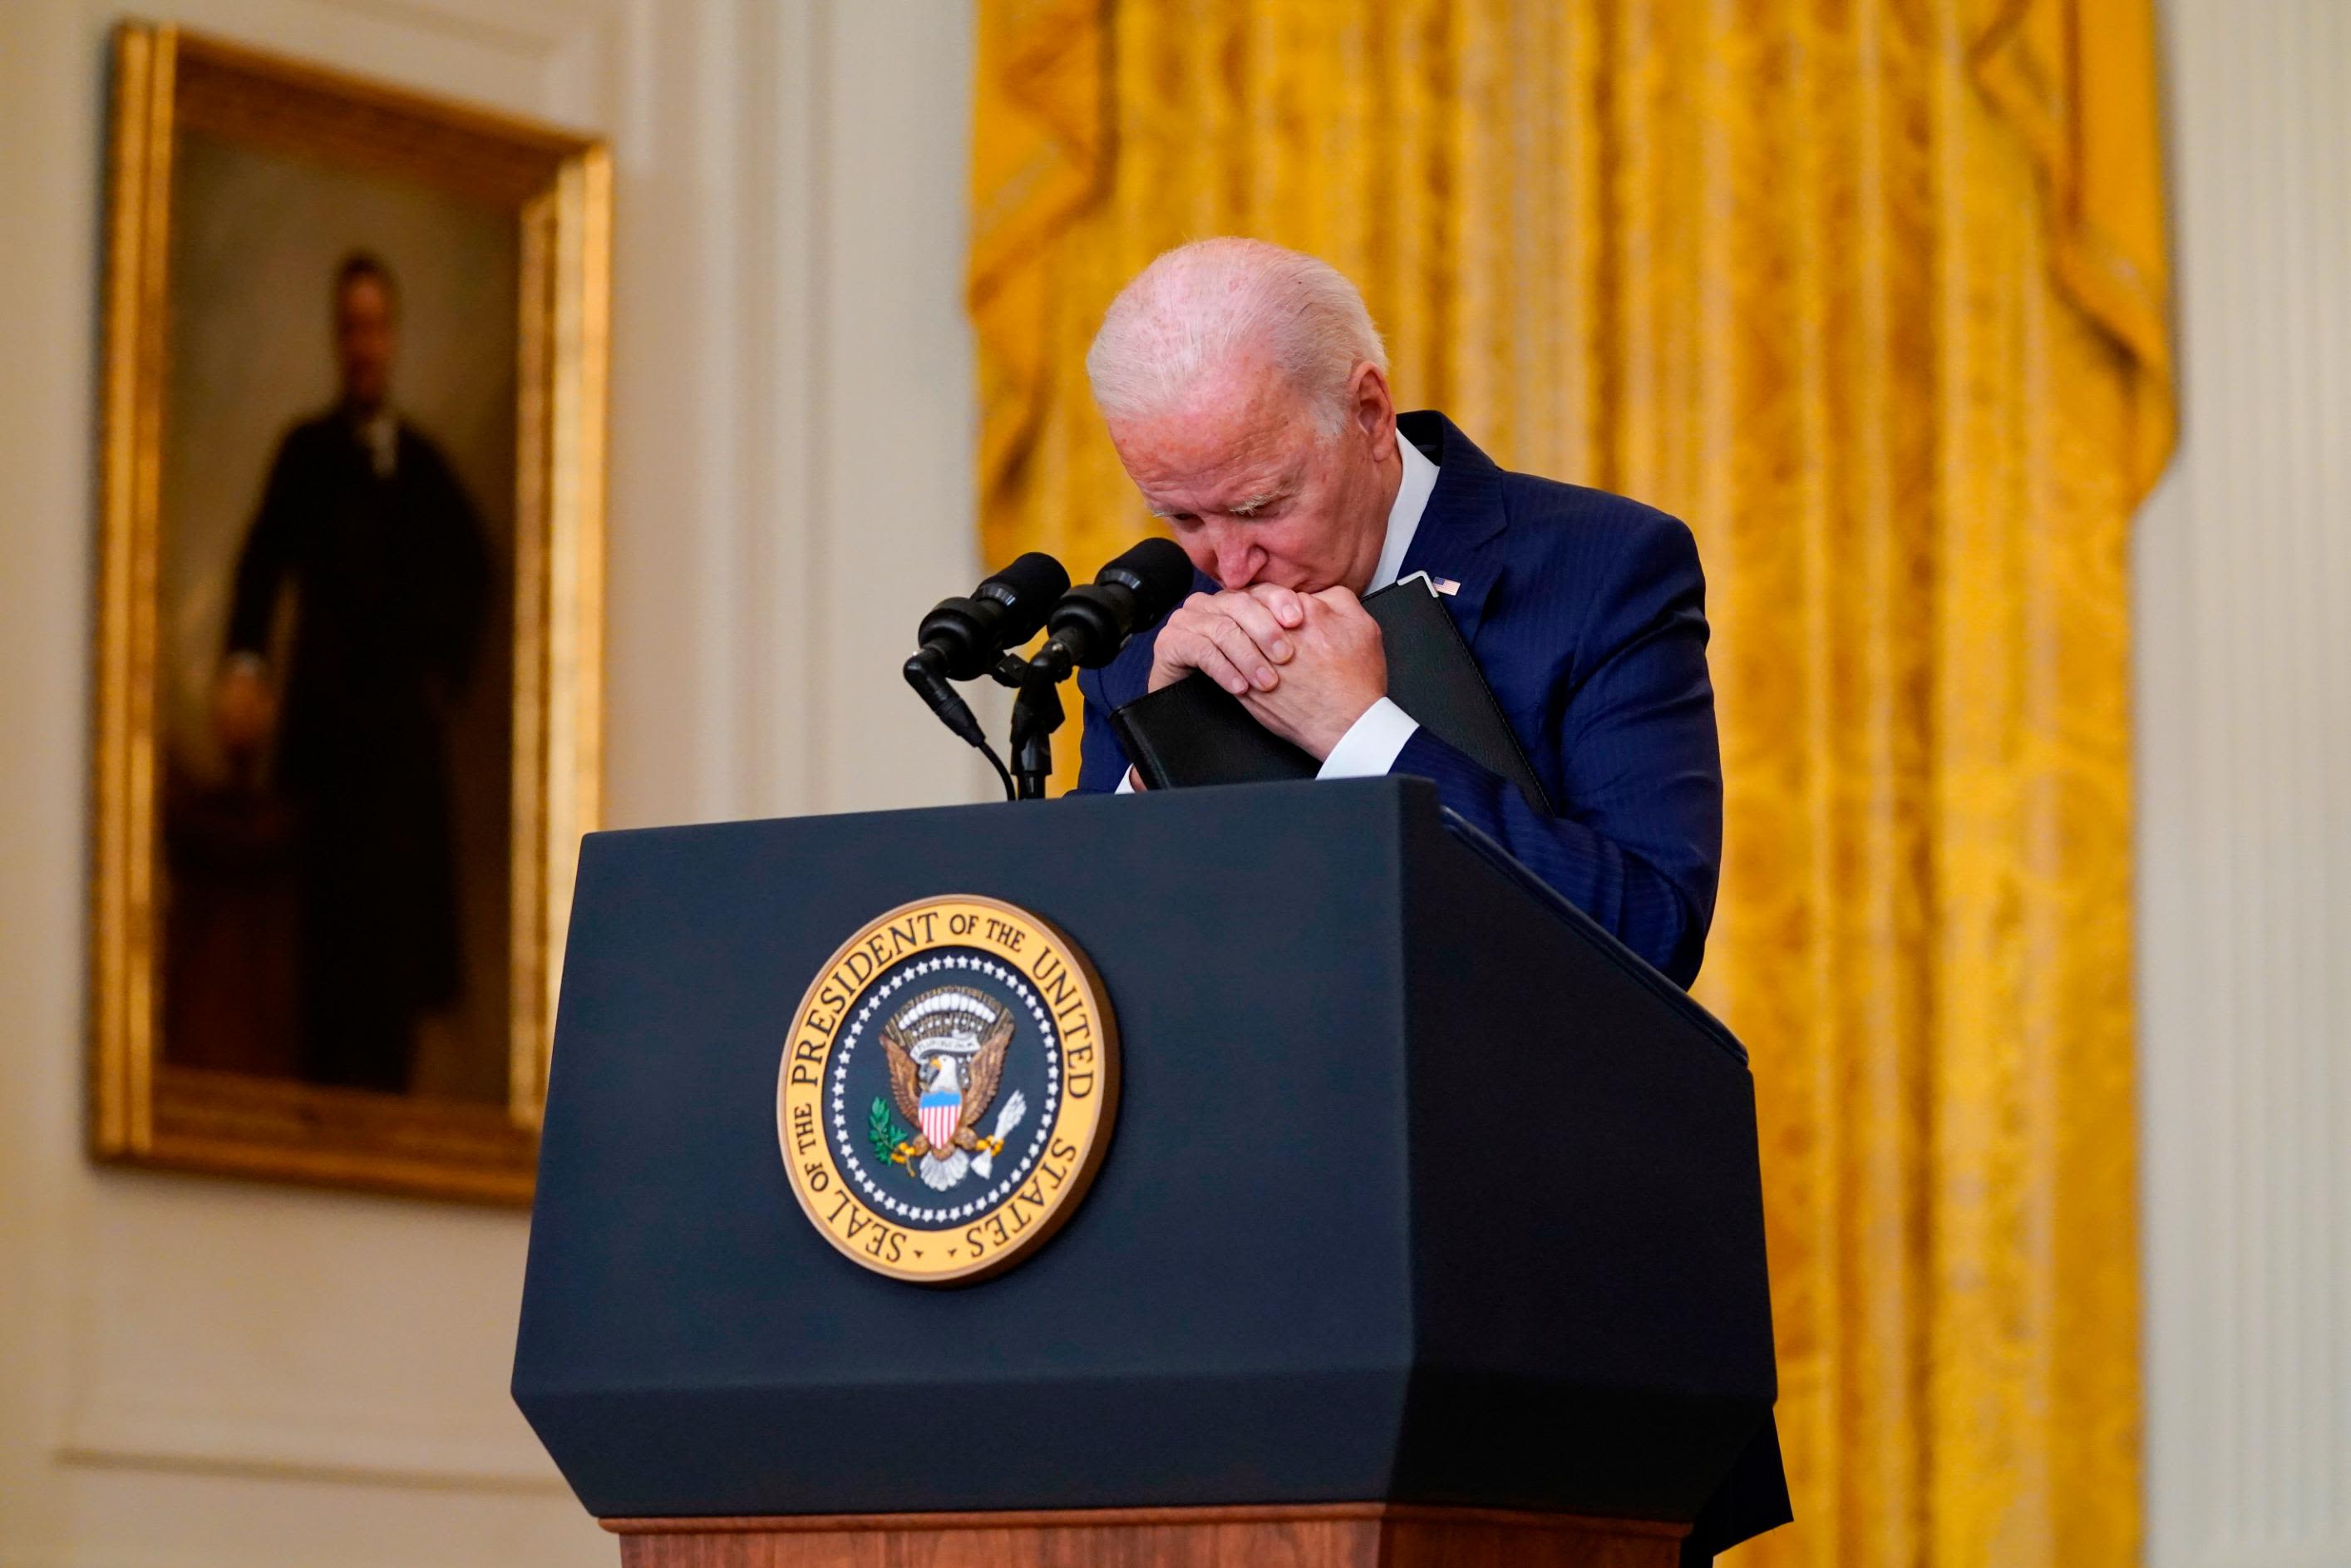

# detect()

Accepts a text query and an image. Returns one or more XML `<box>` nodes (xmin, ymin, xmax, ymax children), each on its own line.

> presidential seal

<box><xmin>776</xmin><ymin>895</ymin><xmax>1118</xmax><ymax>1284</ymax></box>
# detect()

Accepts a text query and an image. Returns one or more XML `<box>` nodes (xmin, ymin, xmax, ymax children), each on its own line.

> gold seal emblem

<box><xmin>776</xmin><ymin>895</ymin><xmax>1118</xmax><ymax>1284</ymax></box>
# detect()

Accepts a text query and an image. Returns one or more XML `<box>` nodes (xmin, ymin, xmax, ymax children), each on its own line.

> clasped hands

<box><xmin>1146</xmin><ymin>584</ymin><xmax>1387</xmax><ymax>762</ymax></box>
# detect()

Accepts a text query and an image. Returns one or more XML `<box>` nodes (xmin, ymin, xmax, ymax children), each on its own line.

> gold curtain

<box><xmin>968</xmin><ymin>3</ymin><xmax>2171</xmax><ymax>1564</ymax></box>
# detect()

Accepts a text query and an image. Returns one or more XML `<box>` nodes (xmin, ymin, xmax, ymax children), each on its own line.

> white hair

<box><xmin>1085</xmin><ymin>238</ymin><xmax>1387</xmax><ymax>436</ymax></box>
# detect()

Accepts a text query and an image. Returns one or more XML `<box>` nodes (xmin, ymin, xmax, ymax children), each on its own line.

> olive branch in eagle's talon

<box><xmin>867</xmin><ymin>1097</ymin><xmax>914</xmax><ymax>1166</ymax></box>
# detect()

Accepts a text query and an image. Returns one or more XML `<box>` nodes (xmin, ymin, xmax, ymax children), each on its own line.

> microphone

<box><xmin>909</xmin><ymin>551</ymin><xmax>1071</xmax><ymax>681</ymax></box>
<box><xmin>904</xmin><ymin>553</ymin><xmax>1070</xmax><ymax>750</ymax></box>
<box><xmin>1027</xmin><ymin>538</ymin><xmax>1195</xmax><ymax>682</ymax></box>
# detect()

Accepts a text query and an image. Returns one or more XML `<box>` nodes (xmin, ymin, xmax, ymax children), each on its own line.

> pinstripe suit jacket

<box><xmin>1073</xmin><ymin>410</ymin><xmax>1725</xmax><ymax>989</ymax></box>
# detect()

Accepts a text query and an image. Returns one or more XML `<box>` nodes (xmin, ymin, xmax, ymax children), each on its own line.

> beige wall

<box><xmin>2137</xmin><ymin>1</ymin><xmax>2351</xmax><ymax>1562</ymax></box>
<box><xmin>0</xmin><ymin>0</ymin><xmax>980</xmax><ymax>1561</ymax></box>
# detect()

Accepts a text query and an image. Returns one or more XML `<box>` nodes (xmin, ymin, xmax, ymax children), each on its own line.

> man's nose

<box><xmin>1209</xmin><ymin>528</ymin><xmax>1259</xmax><ymax>589</ymax></box>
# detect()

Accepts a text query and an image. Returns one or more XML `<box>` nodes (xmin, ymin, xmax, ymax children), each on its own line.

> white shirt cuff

<box><xmin>1316</xmin><ymin>697</ymin><xmax>1420</xmax><ymax>780</ymax></box>
<box><xmin>1116</xmin><ymin>766</ymin><xmax>1137</xmax><ymax>794</ymax></box>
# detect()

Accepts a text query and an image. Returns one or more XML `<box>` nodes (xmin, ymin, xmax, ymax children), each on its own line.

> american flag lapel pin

<box><xmin>1429</xmin><ymin>574</ymin><xmax>1461</xmax><ymax>596</ymax></box>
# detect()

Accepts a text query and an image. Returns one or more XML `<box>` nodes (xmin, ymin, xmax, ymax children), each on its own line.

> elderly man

<box><xmin>1073</xmin><ymin>238</ymin><xmax>1723</xmax><ymax>989</ymax></box>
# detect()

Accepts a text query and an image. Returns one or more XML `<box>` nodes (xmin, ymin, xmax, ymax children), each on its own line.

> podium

<box><xmin>515</xmin><ymin>778</ymin><xmax>1787</xmax><ymax>1566</ymax></box>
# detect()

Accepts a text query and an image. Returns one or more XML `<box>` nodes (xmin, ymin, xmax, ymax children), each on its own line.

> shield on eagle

<box><xmin>918</xmin><ymin>1077</ymin><xmax>961</xmax><ymax>1150</ymax></box>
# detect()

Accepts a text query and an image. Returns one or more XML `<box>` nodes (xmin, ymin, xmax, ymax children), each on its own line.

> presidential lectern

<box><xmin>515</xmin><ymin>777</ymin><xmax>1788</xmax><ymax>1566</ymax></box>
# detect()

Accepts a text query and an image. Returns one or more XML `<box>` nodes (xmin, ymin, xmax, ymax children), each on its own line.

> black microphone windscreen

<box><xmin>998</xmin><ymin>550</ymin><xmax>1072</xmax><ymax>604</ymax></box>
<box><xmin>990</xmin><ymin>551</ymin><xmax>1073</xmax><ymax>643</ymax></box>
<box><xmin>1106</xmin><ymin>537</ymin><xmax>1195</xmax><ymax>619</ymax></box>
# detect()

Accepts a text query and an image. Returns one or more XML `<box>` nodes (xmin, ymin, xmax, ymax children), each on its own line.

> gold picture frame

<box><xmin>91</xmin><ymin>23</ymin><xmax>609</xmax><ymax>1203</ymax></box>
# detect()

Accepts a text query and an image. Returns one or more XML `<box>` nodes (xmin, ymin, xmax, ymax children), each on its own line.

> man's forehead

<box><xmin>1109</xmin><ymin>369</ymin><xmax>1315</xmax><ymax>503</ymax></box>
<box><xmin>1123</xmin><ymin>440</ymin><xmax>1297</xmax><ymax>508</ymax></box>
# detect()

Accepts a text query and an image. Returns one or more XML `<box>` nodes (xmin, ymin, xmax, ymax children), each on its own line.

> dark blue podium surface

<box><xmin>514</xmin><ymin>777</ymin><xmax>1782</xmax><ymax>1545</ymax></box>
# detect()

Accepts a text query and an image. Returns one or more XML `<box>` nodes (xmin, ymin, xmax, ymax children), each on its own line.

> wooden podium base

<box><xmin>604</xmin><ymin>1503</ymin><xmax>1689</xmax><ymax>1568</ymax></box>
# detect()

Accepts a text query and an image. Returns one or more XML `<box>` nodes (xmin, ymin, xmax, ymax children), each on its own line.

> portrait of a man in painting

<box><xmin>93</xmin><ymin>25</ymin><xmax>608</xmax><ymax>1201</ymax></box>
<box><xmin>170</xmin><ymin>241</ymin><xmax>505</xmax><ymax>1100</ymax></box>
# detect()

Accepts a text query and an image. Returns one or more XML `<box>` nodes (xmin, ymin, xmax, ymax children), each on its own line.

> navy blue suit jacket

<box><xmin>1073</xmin><ymin>411</ymin><xmax>1724</xmax><ymax>988</ymax></box>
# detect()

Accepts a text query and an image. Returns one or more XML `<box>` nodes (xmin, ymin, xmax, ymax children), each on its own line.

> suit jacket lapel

<box><xmin>1394</xmin><ymin>411</ymin><xmax>1508</xmax><ymax>648</ymax></box>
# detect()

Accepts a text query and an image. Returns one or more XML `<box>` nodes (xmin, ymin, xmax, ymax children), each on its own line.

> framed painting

<box><xmin>91</xmin><ymin>23</ymin><xmax>609</xmax><ymax>1202</ymax></box>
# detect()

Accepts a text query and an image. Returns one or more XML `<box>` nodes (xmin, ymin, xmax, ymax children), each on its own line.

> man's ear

<box><xmin>1350</xmin><ymin>362</ymin><xmax>1397</xmax><ymax>460</ymax></box>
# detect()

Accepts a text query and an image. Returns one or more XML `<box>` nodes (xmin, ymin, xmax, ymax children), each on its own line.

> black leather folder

<box><xmin>1111</xmin><ymin>575</ymin><xmax>1552</xmax><ymax>813</ymax></box>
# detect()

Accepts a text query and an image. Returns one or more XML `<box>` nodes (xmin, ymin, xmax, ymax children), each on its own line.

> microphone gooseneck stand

<box><xmin>963</xmin><ymin>651</ymin><xmax>1065</xmax><ymax>801</ymax></box>
<box><xmin>901</xmin><ymin>645</ymin><xmax>1070</xmax><ymax>804</ymax></box>
<box><xmin>1008</xmin><ymin>667</ymin><xmax>1067</xmax><ymax>801</ymax></box>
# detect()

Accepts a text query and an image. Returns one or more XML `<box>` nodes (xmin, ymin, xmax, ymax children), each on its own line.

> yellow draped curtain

<box><xmin>968</xmin><ymin>2</ymin><xmax>2171</xmax><ymax>1564</ymax></box>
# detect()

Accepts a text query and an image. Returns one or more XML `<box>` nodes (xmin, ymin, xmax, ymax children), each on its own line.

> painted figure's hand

<box><xmin>212</xmin><ymin>659</ymin><xmax>276</xmax><ymax>759</ymax></box>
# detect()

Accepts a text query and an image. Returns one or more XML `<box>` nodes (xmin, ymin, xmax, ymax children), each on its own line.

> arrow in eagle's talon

<box><xmin>971</xmin><ymin>1090</ymin><xmax>1029</xmax><ymax>1180</ymax></box>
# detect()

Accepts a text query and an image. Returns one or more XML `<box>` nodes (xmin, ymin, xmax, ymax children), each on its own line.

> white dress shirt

<box><xmin>1119</xmin><ymin>430</ymin><xmax>1437</xmax><ymax>791</ymax></box>
<box><xmin>1317</xmin><ymin>431</ymin><xmax>1437</xmax><ymax>778</ymax></box>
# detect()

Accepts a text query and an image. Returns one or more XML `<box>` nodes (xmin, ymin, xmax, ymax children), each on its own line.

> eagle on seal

<box><xmin>880</xmin><ymin>986</ymin><xmax>1019</xmax><ymax>1191</ymax></box>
